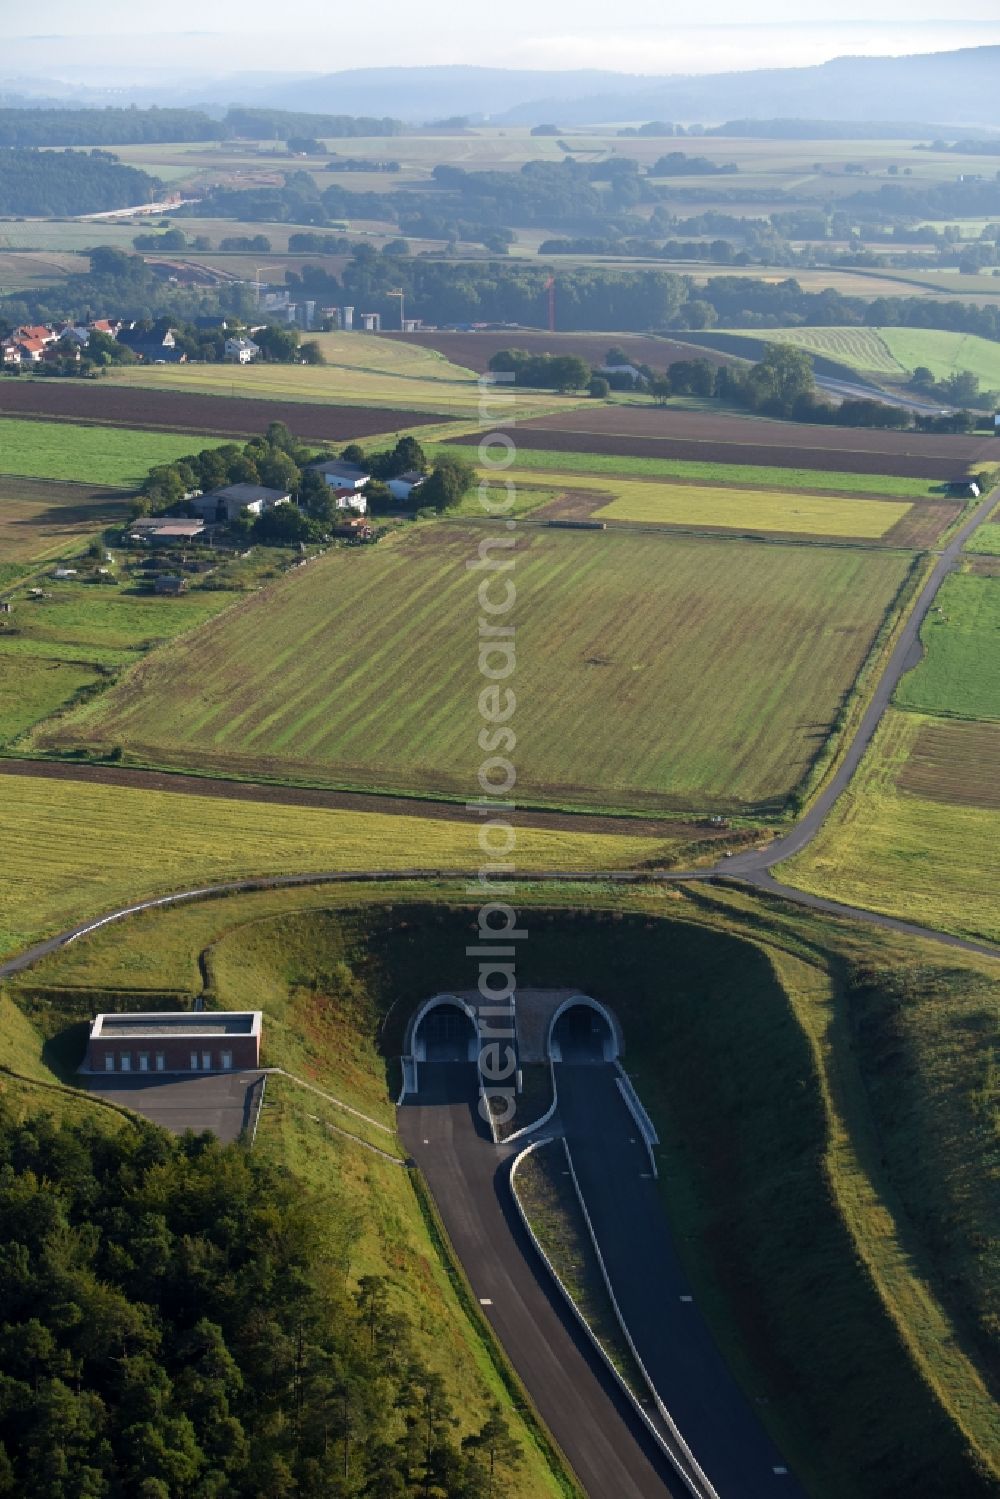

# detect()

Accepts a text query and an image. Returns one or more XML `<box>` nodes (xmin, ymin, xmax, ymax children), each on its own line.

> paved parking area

<box><xmin>86</xmin><ymin>1070</ymin><xmax>265</xmax><ymax>1143</ymax></box>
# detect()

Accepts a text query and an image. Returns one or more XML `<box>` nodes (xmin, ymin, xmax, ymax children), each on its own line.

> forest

<box><xmin>0</xmin><ymin>148</ymin><xmax>161</xmax><ymax>215</ymax></box>
<box><xmin>0</xmin><ymin>1102</ymin><xmax>521</xmax><ymax>1498</ymax></box>
<box><xmin>0</xmin><ymin>108</ymin><xmax>222</xmax><ymax>147</ymax></box>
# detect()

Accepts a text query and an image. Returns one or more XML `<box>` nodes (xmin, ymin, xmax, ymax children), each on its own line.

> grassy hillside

<box><xmin>5</xmin><ymin>885</ymin><xmax>997</xmax><ymax>1499</ymax></box>
<box><xmin>33</xmin><ymin>524</ymin><xmax>915</xmax><ymax>815</ymax></box>
<box><xmin>716</xmin><ymin>326</ymin><xmax>1000</xmax><ymax>388</ymax></box>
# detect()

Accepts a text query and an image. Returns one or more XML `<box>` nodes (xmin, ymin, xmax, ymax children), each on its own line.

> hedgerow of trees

<box><xmin>0</xmin><ymin>1100</ymin><xmax>521</xmax><ymax>1497</ymax></box>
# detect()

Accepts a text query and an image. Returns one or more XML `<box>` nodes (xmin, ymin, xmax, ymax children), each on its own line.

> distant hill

<box><xmin>249</xmin><ymin>47</ymin><xmax>1000</xmax><ymax>128</ymax></box>
<box><xmin>3</xmin><ymin>47</ymin><xmax>999</xmax><ymax>129</ymax></box>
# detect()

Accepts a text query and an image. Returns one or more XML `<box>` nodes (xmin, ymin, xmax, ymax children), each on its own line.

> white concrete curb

<box><xmin>504</xmin><ymin>1056</ymin><xmax>559</xmax><ymax>1144</ymax></box>
<box><xmin>563</xmin><ymin>1138</ymin><xmax>721</xmax><ymax>1499</ymax></box>
<box><xmin>509</xmin><ymin>1136</ymin><xmax>704</xmax><ymax>1492</ymax></box>
<box><xmin>614</xmin><ymin>1061</ymin><xmax>659</xmax><ymax>1179</ymax></box>
<box><xmin>248</xmin><ymin>1072</ymin><xmax>267</xmax><ymax>1149</ymax></box>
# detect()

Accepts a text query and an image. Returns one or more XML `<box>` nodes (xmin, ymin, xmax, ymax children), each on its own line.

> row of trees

<box><xmin>0</xmin><ymin>106</ymin><xmax>403</xmax><ymax>148</ymax></box>
<box><xmin>0</xmin><ymin>147</ymin><xmax>161</xmax><ymax>215</ymax></box>
<box><xmin>0</xmin><ymin>1101</ymin><xmax>521</xmax><ymax>1497</ymax></box>
<box><xmin>6</xmin><ymin>241</ymin><xmax>1000</xmax><ymax>349</ymax></box>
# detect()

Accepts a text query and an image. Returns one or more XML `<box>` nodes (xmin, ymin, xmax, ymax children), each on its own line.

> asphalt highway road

<box><xmin>557</xmin><ymin>1064</ymin><xmax>803</xmax><ymax>1498</ymax></box>
<box><xmin>398</xmin><ymin>1062</ymin><xmax>686</xmax><ymax>1499</ymax></box>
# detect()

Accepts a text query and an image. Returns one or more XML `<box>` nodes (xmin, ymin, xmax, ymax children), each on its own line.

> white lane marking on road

<box><xmin>773</xmin><ymin>1467</ymin><xmax>788</xmax><ymax>1476</ymax></box>
<box><xmin>479</xmin><ymin>1297</ymin><xmax>493</xmax><ymax>1306</ymax></box>
<box><xmin>679</xmin><ymin>1295</ymin><xmax>693</xmax><ymax>1302</ymax></box>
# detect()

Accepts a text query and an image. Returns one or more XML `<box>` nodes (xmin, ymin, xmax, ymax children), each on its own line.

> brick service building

<box><xmin>86</xmin><ymin>1012</ymin><xmax>262</xmax><ymax>1075</ymax></box>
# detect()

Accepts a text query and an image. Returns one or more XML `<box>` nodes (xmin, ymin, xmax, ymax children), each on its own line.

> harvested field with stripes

<box><xmin>0</xmin><ymin>476</ymin><xmax>131</xmax><ymax>561</ymax></box>
<box><xmin>33</xmin><ymin>523</ymin><xmax>914</xmax><ymax>816</ymax></box>
<box><xmin>0</xmin><ymin>380</ymin><xmax>446</xmax><ymax>444</ymax></box>
<box><xmin>898</xmin><ymin>718</ymin><xmax>1000</xmax><ymax>808</ymax></box>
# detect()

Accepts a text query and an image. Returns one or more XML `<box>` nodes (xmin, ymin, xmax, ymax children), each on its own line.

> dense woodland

<box><xmin>0</xmin><ymin>148</ymin><xmax>161</xmax><ymax>216</ymax></box>
<box><xmin>0</xmin><ymin>1102</ymin><xmax>520</xmax><ymax>1497</ymax></box>
<box><xmin>0</xmin><ymin>107</ymin><xmax>403</xmax><ymax>148</ymax></box>
<box><xmin>0</xmin><ymin>108</ymin><xmax>223</xmax><ymax>147</ymax></box>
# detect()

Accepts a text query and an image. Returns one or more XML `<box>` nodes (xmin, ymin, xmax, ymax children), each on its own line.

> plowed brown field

<box><xmin>0</xmin><ymin>380</ymin><xmax>445</xmax><ymax>442</ymax></box>
<box><xmin>454</xmin><ymin>406</ymin><xmax>996</xmax><ymax>479</ymax></box>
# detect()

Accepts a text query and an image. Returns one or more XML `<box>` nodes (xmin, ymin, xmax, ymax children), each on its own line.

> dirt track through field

<box><xmin>0</xmin><ymin>758</ymin><xmax>720</xmax><ymax>841</ymax></box>
<box><xmin>0</xmin><ymin>381</ymin><xmax>447</xmax><ymax>442</ymax></box>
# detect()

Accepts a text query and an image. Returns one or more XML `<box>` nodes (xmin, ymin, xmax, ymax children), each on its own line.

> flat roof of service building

<box><xmin>92</xmin><ymin>1010</ymin><xmax>262</xmax><ymax>1040</ymax></box>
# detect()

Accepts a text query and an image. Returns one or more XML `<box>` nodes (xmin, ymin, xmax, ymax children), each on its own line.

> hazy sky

<box><xmin>4</xmin><ymin>2</ymin><xmax>1000</xmax><ymax>76</ymax></box>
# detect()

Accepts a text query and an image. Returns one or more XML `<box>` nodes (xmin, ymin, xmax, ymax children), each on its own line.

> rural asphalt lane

<box><xmin>398</xmin><ymin>1061</ymin><xmax>686</xmax><ymax>1499</ymax></box>
<box><xmin>557</xmin><ymin>1064</ymin><xmax>802</xmax><ymax>1498</ymax></box>
<box><xmin>724</xmin><ymin>482</ymin><xmax>1000</xmax><ymax>880</ymax></box>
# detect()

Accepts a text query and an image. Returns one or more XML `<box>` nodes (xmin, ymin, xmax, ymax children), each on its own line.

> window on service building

<box><xmin>104</xmin><ymin>1053</ymin><xmax>115</xmax><ymax>1072</ymax></box>
<box><xmin>139</xmin><ymin>1053</ymin><xmax>149</xmax><ymax>1071</ymax></box>
<box><xmin>120</xmin><ymin>1053</ymin><xmax>131</xmax><ymax>1072</ymax></box>
<box><xmin>221</xmin><ymin>1050</ymin><xmax>233</xmax><ymax>1070</ymax></box>
<box><xmin>190</xmin><ymin>1051</ymin><xmax>199</xmax><ymax>1070</ymax></box>
<box><xmin>155</xmin><ymin>1052</ymin><xmax>165</xmax><ymax>1071</ymax></box>
<box><xmin>201</xmin><ymin>1051</ymin><xmax>212</xmax><ymax>1071</ymax></box>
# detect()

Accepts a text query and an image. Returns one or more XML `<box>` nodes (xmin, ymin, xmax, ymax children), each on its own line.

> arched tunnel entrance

<box><xmin>548</xmin><ymin>997</ymin><xmax>618</xmax><ymax>1064</ymax></box>
<box><xmin>412</xmin><ymin>998</ymin><xmax>478</xmax><ymax>1064</ymax></box>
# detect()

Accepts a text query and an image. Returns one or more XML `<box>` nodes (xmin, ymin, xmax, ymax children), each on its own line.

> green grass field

<box><xmin>584</xmin><ymin>479</ymin><xmax>911</xmax><ymax>537</ymax></box>
<box><xmin>780</xmin><ymin>708</ymin><xmax>1000</xmax><ymax>945</ymax></box>
<box><xmin>104</xmin><ymin>334</ymin><xmax>565</xmax><ymax>417</ymax></box>
<box><xmin>721</xmin><ymin>325</ymin><xmax>1000</xmax><ymax>388</ymax></box>
<box><xmin>0</xmin><ymin>771</ymin><xmax>676</xmax><ymax>962</ymax></box>
<box><xmin>0</xmin><ymin>416</ymin><xmax>229</xmax><ymax>488</ymax></box>
<box><xmin>434</xmin><ymin>443</ymin><xmax>942</xmax><ymax>499</ymax></box>
<box><xmin>0</xmin><ymin>574</ymin><xmax>248</xmax><ymax>744</ymax></box>
<box><xmin>965</xmin><ymin>522</ymin><xmax>1000</xmax><ymax>556</ymax></box>
<box><xmin>0</xmin><ymin>476</ymin><xmax>131</xmax><ymax>561</ymax></box>
<box><xmin>34</xmin><ymin>524</ymin><xmax>914</xmax><ymax>814</ymax></box>
<box><xmin>894</xmin><ymin>572</ymin><xmax>1000</xmax><ymax>720</ymax></box>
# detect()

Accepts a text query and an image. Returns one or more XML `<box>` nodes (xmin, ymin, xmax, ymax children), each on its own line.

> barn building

<box><xmin>86</xmin><ymin>1011</ymin><xmax>262</xmax><ymax>1075</ymax></box>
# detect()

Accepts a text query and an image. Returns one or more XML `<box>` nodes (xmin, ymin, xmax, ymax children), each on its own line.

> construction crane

<box><xmin>387</xmin><ymin>287</ymin><xmax>406</xmax><ymax>331</ymax></box>
<box><xmin>543</xmin><ymin>275</ymin><xmax>556</xmax><ymax>333</ymax></box>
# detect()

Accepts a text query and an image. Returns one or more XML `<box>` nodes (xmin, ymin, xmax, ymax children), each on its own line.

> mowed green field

<box><xmin>434</xmin><ymin>443</ymin><xmax>942</xmax><ymax>499</ymax></box>
<box><xmin>104</xmin><ymin>333</ymin><xmax>563</xmax><ymax>417</ymax></box>
<box><xmin>35</xmin><ymin>525</ymin><xmax>914</xmax><ymax>814</ymax></box>
<box><xmin>723</xmin><ymin>326</ymin><xmax>1000</xmax><ymax>387</ymax></box>
<box><xmin>894</xmin><ymin>573</ymin><xmax>1000</xmax><ymax>720</ymax></box>
<box><xmin>0</xmin><ymin>476</ymin><xmax>131</xmax><ymax>560</ymax></box>
<box><xmin>780</xmin><ymin>709</ymin><xmax>1000</xmax><ymax>945</ymax></box>
<box><xmin>587</xmin><ymin>480</ymin><xmax>911</xmax><ymax>537</ymax></box>
<box><xmin>0</xmin><ymin>417</ymin><xmax>230</xmax><ymax>488</ymax></box>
